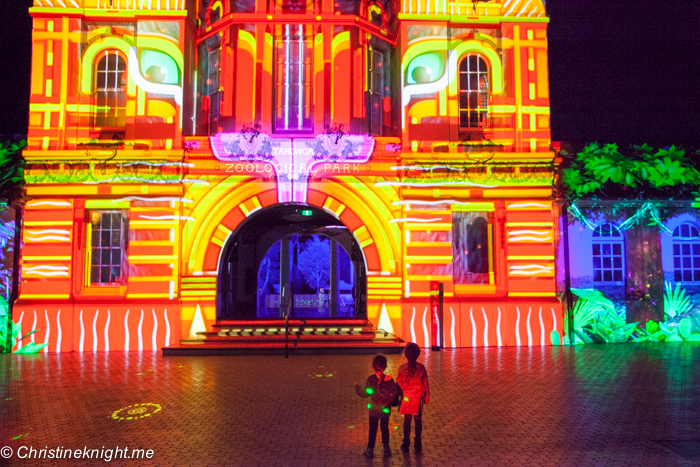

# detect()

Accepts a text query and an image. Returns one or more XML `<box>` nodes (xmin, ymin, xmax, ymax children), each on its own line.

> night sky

<box><xmin>1</xmin><ymin>1</ymin><xmax>698</xmax><ymax>151</ymax></box>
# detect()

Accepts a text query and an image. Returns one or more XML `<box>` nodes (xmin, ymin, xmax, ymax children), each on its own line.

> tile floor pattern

<box><xmin>1</xmin><ymin>344</ymin><xmax>700</xmax><ymax>466</ymax></box>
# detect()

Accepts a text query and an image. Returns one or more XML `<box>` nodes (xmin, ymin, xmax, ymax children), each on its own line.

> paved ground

<box><xmin>1</xmin><ymin>344</ymin><xmax>700</xmax><ymax>466</ymax></box>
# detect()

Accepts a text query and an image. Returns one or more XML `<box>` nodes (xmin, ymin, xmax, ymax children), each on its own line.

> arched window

<box><xmin>592</xmin><ymin>223</ymin><xmax>624</xmax><ymax>283</ymax></box>
<box><xmin>94</xmin><ymin>50</ymin><xmax>127</xmax><ymax>128</ymax></box>
<box><xmin>458</xmin><ymin>55</ymin><xmax>489</xmax><ymax>129</ymax></box>
<box><xmin>672</xmin><ymin>222</ymin><xmax>700</xmax><ymax>282</ymax></box>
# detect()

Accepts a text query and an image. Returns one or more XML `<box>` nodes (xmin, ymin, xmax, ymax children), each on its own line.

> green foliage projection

<box><xmin>0</xmin><ymin>140</ymin><xmax>26</xmax><ymax>203</ymax></box>
<box><xmin>569</xmin><ymin>285</ymin><xmax>700</xmax><ymax>344</ymax></box>
<box><xmin>0</xmin><ymin>311</ymin><xmax>49</xmax><ymax>354</ymax></box>
<box><xmin>562</xmin><ymin>143</ymin><xmax>700</xmax><ymax>201</ymax></box>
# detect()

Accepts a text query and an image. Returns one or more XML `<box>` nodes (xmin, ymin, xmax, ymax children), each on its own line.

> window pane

<box><xmin>592</xmin><ymin>257</ymin><xmax>601</xmax><ymax>268</ymax></box>
<box><xmin>613</xmin><ymin>244</ymin><xmax>621</xmax><ymax>255</ymax></box>
<box><xmin>593</xmin><ymin>271</ymin><xmax>602</xmax><ymax>282</ymax></box>
<box><xmin>683</xmin><ymin>271</ymin><xmax>692</xmax><ymax>282</ymax></box>
<box><xmin>592</xmin><ymin>244</ymin><xmax>600</xmax><ymax>255</ymax></box>
<box><xmin>614</xmin><ymin>271</ymin><xmax>622</xmax><ymax>282</ymax></box>
<box><xmin>453</xmin><ymin>212</ymin><xmax>490</xmax><ymax>285</ymax></box>
<box><xmin>112</xmin><ymin>230</ymin><xmax>121</xmax><ymax>247</ymax></box>
<box><xmin>91</xmin><ymin>267</ymin><xmax>100</xmax><ymax>283</ymax></box>
<box><xmin>614</xmin><ymin>257</ymin><xmax>622</xmax><ymax>268</ymax></box>
<box><xmin>603</xmin><ymin>271</ymin><xmax>612</xmax><ymax>282</ymax></box>
<box><xmin>602</xmin><ymin>244</ymin><xmax>611</xmax><ymax>255</ymax></box>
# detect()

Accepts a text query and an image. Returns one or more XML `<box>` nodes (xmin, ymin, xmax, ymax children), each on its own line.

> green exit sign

<box><xmin>301</xmin><ymin>209</ymin><xmax>313</xmax><ymax>217</ymax></box>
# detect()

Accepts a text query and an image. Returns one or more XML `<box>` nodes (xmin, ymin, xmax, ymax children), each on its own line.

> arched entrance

<box><xmin>217</xmin><ymin>204</ymin><xmax>367</xmax><ymax>321</ymax></box>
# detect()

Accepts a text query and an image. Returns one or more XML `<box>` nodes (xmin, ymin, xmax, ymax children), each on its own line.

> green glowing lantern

<box><xmin>301</xmin><ymin>209</ymin><xmax>313</xmax><ymax>217</ymax></box>
<box><xmin>367</xmin><ymin>403</ymin><xmax>372</xmax><ymax>409</ymax></box>
<box><xmin>382</xmin><ymin>407</ymin><xmax>390</xmax><ymax>414</ymax></box>
<box><xmin>366</xmin><ymin>387</ymin><xmax>374</xmax><ymax>395</ymax></box>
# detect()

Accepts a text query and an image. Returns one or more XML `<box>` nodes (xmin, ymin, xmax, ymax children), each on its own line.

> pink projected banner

<box><xmin>210</xmin><ymin>132</ymin><xmax>375</xmax><ymax>203</ymax></box>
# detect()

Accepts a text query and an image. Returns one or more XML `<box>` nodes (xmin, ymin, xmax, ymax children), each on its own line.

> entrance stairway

<box><xmin>162</xmin><ymin>319</ymin><xmax>405</xmax><ymax>355</ymax></box>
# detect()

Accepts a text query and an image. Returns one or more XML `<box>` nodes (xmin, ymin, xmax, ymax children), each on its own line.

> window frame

<box><xmin>592</xmin><ymin>223</ymin><xmax>625</xmax><ymax>285</ymax></box>
<box><xmin>93</xmin><ymin>50</ymin><xmax>128</xmax><ymax>130</ymax></box>
<box><xmin>458</xmin><ymin>54</ymin><xmax>490</xmax><ymax>130</ymax></box>
<box><xmin>207</xmin><ymin>47</ymin><xmax>221</xmax><ymax>136</ymax></box>
<box><xmin>84</xmin><ymin>210</ymin><xmax>129</xmax><ymax>290</ymax></box>
<box><xmin>452</xmin><ymin>211</ymin><xmax>495</xmax><ymax>287</ymax></box>
<box><xmin>368</xmin><ymin>47</ymin><xmax>385</xmax><ymax>136</ymax></box>
<box><xmin>672</xmin><ymin>222</ymin><xmax>700</xmax><ymax>283</ymax></box>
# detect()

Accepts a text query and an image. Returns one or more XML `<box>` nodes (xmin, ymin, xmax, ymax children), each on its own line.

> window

<box><xmin>274</xmin><ymin>25</ymin><xmax>313</xmax><ymax>132</ymax></box>
<box><xmin>458</xmin><ymin>55</ymin><xmax>489</xmax><ymax>129</ymax></box>
<box><xmin>94</xmin><ymin>51</ymin><xmax>127</xmax><ymax>128</ymax></box>
<box><xmin>592</xmin><ymin>223</ymin><xmax>624</xmax><ymax>283</ymax></box>
<box><xmin>88</xmin><ymin>211</ymin><xmax>128</xmax><ymax>285</ymax></box>
<box><xmin>673</xmin><ymin>223</ymin><xmax>700</xmax><ymax>282</ymax></box>
<box><xmin>369</xmin><ymin>49</ymin><xmax>384</xmax><ymax>136</ymax></box>
<box><xmin>452</xmin><ymin>212</ymin><xmax>492</xmax><ymax>285</ymax></box>
<box><xmin>207</xmin><ymin>48</ymin><xmax>221</xmax><ymax>135</ymax></box>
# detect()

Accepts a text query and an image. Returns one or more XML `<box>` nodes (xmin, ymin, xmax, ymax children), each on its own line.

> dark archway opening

<box><xmin>217</xmin><ymin>204</ymin><xmax>367</xmax><ymax>321</ymax></box>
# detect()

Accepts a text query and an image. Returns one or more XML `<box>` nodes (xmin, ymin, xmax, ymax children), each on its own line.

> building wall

<box><xmin>16</xmin><ymin>0</ymin><xmax>562</xmax><ymax>351</ymax></box>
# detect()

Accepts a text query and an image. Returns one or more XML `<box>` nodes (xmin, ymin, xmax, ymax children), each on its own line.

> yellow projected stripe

<box><xmin>405</xmin><ymin>256</ymin><xmax>452</xmax><ymax>264</ymax></box>
<box><xmin>129</xmin><ymin>276</ymin><xmax>176</xmax><ymax>282</ymax></box>
<box><xmin>24</xmin><ymin>221</ymin><xmax>73</xmax><ymax>226</ymax></box>
<box><xmin>368</xmin><ymin>277</ymin><xmax>401</xmax><ymax>282</ymax></box>
<box><xmin>126</xmin><ymin>293</ymin><xmax>171</xmax><ymax>299</ymax></box>
<box><xmin>23</xmin><ymin>256</ymin><xmax>72</xmax><ymax>261</ymax></box>
<box><xmin>182</xmin><ymin>277</ymin><xmax>217</xmax><ymax>283</ymax></box>
<box><xmin>20</xmin><ymin>294</ymin><xmax>70</xmax><ymax>299</ymax></box>
<box><xmin>181</xmin><ymin>290</ymin><xmax>217</xmax><ymax>296</ymax></box>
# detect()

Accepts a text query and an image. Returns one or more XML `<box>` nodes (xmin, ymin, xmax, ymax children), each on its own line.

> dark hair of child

<box><xmin>372</xmin><ymin>354</ymin><xmax>387</xmax><ymax>372</ymax></box>
<box><xmin>404</xmin><ymin>342</ymin><xmax>421</xmax><ymax>375</ymax></box>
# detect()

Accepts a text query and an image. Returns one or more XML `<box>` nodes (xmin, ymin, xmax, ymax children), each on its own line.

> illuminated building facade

<box><xmin>17</xmin><ymin>0</ymin><xmax>562</xmax><ymax>352</ymax></box>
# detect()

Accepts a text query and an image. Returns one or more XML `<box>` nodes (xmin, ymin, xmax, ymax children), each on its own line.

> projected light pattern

<box><xmin>112</xmin><ymin>403</ymin><xmax>162</xmax><ymax>421</ymax></box>
<box><xmin>15</xmin><ymin>0</ymin><xmax>563</xmax><ymax>352</ymax></box>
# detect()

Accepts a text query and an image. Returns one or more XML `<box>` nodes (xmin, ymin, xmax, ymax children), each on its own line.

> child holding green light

<box><xmin>354</xmin><ymin>354</ymin><xmax>399</xmax><ymax>458</ymax></box>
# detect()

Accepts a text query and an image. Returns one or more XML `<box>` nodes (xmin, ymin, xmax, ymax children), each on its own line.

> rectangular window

<box><xmin>208</xmin><ymin>48</ymin><xmax>221</xmax><ymax>135</ymax></box>
<box><xmin>88</xmin><ymin>211</ymin><xmax>128</xmax><ymax>285</ymax></box>
<box><xmin>452</xmin><ymin>212</ymin><xmax>493</xmax><ymax>285</ymax></box>
<box><xmin>369</xmin><ymin>49</ymin><xmax>384</xmax><ymax>136</ymax></box>
<box><xmin>274</xmin><ymin>25</ymin><xmax>313</xmax><ymax>132</ymax></box>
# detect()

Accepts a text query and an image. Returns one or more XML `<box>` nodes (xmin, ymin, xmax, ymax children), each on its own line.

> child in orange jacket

<box><xmin>396</xmin><ymin>343</ymin><xmax>430</xmax><ymax>453</ymax></box>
